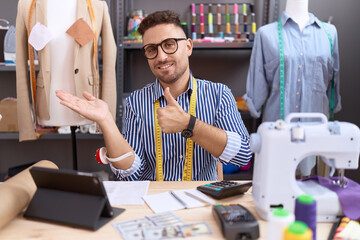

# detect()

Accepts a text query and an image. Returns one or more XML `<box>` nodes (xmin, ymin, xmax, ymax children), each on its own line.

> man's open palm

<box><xmin>56</xmin><ymin>90</ymin><xmax>109</xmax><ymax>123</ymax></box>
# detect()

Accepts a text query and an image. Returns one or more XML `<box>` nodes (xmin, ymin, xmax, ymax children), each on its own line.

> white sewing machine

<box><xmin>250</xmin><ymin>113</ymin><xmax>360</xmax><ymax>222</ymax></box>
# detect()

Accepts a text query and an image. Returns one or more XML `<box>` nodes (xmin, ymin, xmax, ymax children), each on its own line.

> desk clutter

<box><xmin>213</xmin><ymin>204</ymin><xmax>260</xmax><ymax>240</ymax></box>
<box><xmin>267</xmin><ymin>193</ymin><xmax>360</xmax><ymax>240</ymax></box>
<box><xmin>329</xmin><ymin>217</ymin><xmax>360</xmax><ymax>240</ymax></box>
<box><xmin>251</xmin><ymin>113</ymin><xmax>360</xmax><ymax>223</ymax></box>
<box><xmin>142</xmin><ymin>189</ymin><xmax>215</xmax><ymax>213</ymax></box>
<box><xmin>113</xmin><ymin>211</ymin><xmax>212</xmax><ymax>240</ymax></box>
<box><xmin>196</xmin><ymin>180</ymin><xmax>252</xmax><ymax>199</ymax></box>
<box><xmin>23</xmin><ymin>167</ymin><xmax>125</xmax><ymax>230</ymax></box>
<box><xmin>1</xmin><ymin>156</ymin><xmax>359</xmax><ymax>239</ymax></box>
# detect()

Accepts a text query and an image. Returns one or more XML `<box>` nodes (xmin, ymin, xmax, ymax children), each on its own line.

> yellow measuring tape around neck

<box><xmin>154</xmin><ymin>77</ymin><xmax>197</xmax><ymax>181</ymax></box>
<box><xmin>27</xmin><ymin>0</ymin><xmax>98</xmax><ymax>107</ymax></box>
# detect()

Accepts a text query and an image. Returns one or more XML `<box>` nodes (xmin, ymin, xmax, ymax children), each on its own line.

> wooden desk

<box><xmin>0</xmin><ymin>181</ymin><xmax>332</xmax><ymax>239</ymax></box>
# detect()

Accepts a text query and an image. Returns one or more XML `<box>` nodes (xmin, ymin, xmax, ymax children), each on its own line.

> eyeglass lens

<box><xmin>144</xmin><ymin>38</ymin><xmax>181</xmax><ymax>59</ymax></box>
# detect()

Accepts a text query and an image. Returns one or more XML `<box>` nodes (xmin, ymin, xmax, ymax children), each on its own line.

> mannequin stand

<box><xmin>70</xmin><ymin>126</ymin><xmax>78</xmax><ymax>170</ymax></box>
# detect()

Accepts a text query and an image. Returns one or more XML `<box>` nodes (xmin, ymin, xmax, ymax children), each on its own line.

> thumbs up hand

<box><xmin>156</xmin><ymin>87</ymin><xmax>190</xmax><ymax>134</ymax></box>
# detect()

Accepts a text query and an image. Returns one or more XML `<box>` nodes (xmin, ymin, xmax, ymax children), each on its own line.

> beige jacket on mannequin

<box><xmin>15</xmin><ymin>0</ymin><xmax>117</xmax><ymax>142</ymax></box>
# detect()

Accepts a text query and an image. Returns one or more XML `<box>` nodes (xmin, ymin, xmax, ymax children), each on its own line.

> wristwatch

<box><xmin>181</xmin><ymin>115</ymin><xmax>196</xmax><ymax>138</ymax></box>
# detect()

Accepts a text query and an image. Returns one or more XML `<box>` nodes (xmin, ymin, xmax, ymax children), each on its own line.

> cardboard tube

<box><xmin>0</xmin><ymin>160</ymin><xmax>58</xmax><ymax>229</ymax></box>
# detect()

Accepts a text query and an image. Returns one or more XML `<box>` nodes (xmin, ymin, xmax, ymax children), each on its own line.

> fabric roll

<box><xmin>0</xmin><ymin>160</ymin><xmax>58</xmax><ymax>229</ymax></box>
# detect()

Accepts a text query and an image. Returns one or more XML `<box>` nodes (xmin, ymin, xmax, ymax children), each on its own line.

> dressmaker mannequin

<box><xmin>16</xmin><ymin>0</ymin><xmax>117</xmax><ymax>142</ymax></box>
<box><xmin>16</xmin><ymin>0</ymin><xmax>117</xmax><ymax>169</ymax></box>
<box><xmin>244</xmin><ymin>0</ymin><xmax>341</xmax><ymax>176</ymax></box>
<box><xmin>38</xmin><ymin>0</ymin><xmax>92</xmax><ymax>127</ymax></box>
<box><xmin>285</xmin><ymin>0</ymin><xmax>309</xmax><ymax>32</ymax></box>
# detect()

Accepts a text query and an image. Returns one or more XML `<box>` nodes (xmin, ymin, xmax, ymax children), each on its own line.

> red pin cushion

<box><xmin>95</xmin><ymin>148</ymin><xmax>133</xmax><ymax>164</ymax></box>
<box><xmin>95</xmin><ymin>147</ymin><xmax>109</xmax><ymax>164</ymax></box>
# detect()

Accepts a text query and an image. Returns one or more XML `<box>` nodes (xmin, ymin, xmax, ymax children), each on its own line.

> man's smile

<box><xmin>157</xmin><ymin>63</ymin><xmax>173</xmax><ymax>70</ymax></box>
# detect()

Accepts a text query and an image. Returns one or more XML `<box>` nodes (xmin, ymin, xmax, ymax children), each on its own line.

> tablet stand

<box><xmin>24</xmin><ymin>181</ymin><xmax>124</xmax><ymax>230</ymax></box>
<box><xmin>24</xmin><ymin>167</ymin><xmax>124</xmax><ymax>230</ymax></box>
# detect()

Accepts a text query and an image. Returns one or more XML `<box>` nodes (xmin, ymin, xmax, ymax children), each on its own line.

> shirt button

<box><xmin>300</xmin><ymin>52</ymin><xmax>303</xmax><ymax>56</ymax></box>
<box><xmin>74</xmin><ymin>68</ymin><xmax>79</xmax><ymax>74</ymax></box>
<box><xmin>296</xmin><ymin>92</ymin><xmax>300</xmax><ymax>95</ymax></box>
<box><xmin>178</xmin><ymin>178</ymin><xmax>181</xmax><ymax>181</ymax></box>
<box><xmin>296</xmin><ymin>105</ymin><xmax>299</xmax><ymax>109</ymax></box>
<box><xmin>299</xmin><ymin>65</ymin><xmax>302</xmax><ymax>69</ymax></box>
<box><xmin>297</xmin><ymin>78</ymin><xmax>301</xmax><ymax>82</ymax></box>
<box><xmin>179</xmin><ymin>155</ymin><xmax>183</xmax><ymax>159</ymax></box>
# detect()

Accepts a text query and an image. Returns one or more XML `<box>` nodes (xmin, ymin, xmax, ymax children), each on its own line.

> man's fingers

<box><xmin>83</xmin><ymin>91</ymin><xmax>97</xmax><ymax>101</ymax></box>
<box><xmin>55</xmin><ymin>90</ymin><xmax>68</xmax><ymax>101</ymax></box>
<box><xmin>156</xmin><ymin>106</ymin><xmax>164</xmax><ymax>118</ymax></box>
<box><xmin>58</xmin><ymin>99</ymin><xmax>80</xmax><ymax>112</ymax></box>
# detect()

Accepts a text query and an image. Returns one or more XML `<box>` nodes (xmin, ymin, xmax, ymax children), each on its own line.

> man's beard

<box><xmin>157</xmin><ymin>73</ymin><xmax>178</xmax><ymax>85</ymax></box>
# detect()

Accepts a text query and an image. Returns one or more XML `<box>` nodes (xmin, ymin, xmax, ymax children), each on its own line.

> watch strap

<box><xmin>187</xmin><ymin>115</ymin><xmax>196</xmax><ymax>131</ymax></box>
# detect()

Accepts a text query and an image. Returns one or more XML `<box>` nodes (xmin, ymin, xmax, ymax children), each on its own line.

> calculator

<box><xmin>196</xmin><ymin>180</ymin><xmax>252</xmax><ymax>199</ymax></box>
<box><xmin>213</xmin><ymin>204</ymin><xmax>260</xmax><ymax>240</ymax></box>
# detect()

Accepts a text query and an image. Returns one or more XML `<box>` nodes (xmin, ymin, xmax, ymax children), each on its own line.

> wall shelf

<box><xmin>0</xmin><ymin>65</ymin><xmax>102</xmax><ymax>72</ymax></box>
<box><xmin>0</xmin><ymin>132</ymin><xmax>104</xmax><ymax>140</ymax></box>
<box><xmin>0</xmin><ymin>65</ymin><xmax>16</xmax><ymax>71</ymax></box>
<box><xmin>0</xmin><ymin>65</ymin><xmax>40</xmax><ymax>72</ymax></box>
<box><xmin>121</xmin><ymin>41</ymin><xmax>253</xmax><ymax>50</ymax></box>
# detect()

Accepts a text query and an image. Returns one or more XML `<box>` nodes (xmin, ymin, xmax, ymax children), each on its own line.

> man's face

<box><xmin>142</xmin><ymin>23</ymin><xmax>193</xmax><ymax>85</ymax></box>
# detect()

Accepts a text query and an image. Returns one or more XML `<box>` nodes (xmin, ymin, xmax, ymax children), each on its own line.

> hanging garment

<box><xmin>244</xmin><ymin>12</ymin><xmax>341</xmax><ymax>122</ymax></box>
<box><xmin>16</xmin><ymin>0</ymin><xmax>117</xmax><ymax>141</ymax></box>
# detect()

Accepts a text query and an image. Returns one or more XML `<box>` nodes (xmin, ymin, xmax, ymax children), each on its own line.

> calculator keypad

<box><xmin>197</xmin><ymin>181</ymin><xmax>252</xmax><ymax>199</ymax></box>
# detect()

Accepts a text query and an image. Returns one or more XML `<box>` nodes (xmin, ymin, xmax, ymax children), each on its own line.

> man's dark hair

<box><xmin>138</xmin><ymin>10</ymin><xmax>183</xmax><ymax>36</ymax></box>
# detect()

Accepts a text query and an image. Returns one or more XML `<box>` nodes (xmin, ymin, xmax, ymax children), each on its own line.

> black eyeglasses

<box><xmin>142</xmin><ymin>38</ymin><xmax>187</xmax><ymax>59</ymax></box>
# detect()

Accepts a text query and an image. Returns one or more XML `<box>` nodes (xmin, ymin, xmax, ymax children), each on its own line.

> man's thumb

<box><xmin>164</xmin><ymin>87</ymin><xmax>177</xmax><ymax>106</ymax></box>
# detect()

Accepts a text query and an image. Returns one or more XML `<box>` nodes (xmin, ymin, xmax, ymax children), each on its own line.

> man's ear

<box><xmin>186</xmin><ymin>38</ymin><xmax>193</xmax><ymax>57</ymax></box>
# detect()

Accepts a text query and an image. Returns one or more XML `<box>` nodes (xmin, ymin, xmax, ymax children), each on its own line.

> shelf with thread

<box><xmin>121</xmin><ymin>41</ymin><xmax>253</xmax><ymax>49</ymax></box>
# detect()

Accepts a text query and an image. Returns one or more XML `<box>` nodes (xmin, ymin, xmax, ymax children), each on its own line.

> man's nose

<box><xmin>156</xmin><ymin>45</ymin><xmax>168</xmax><ymax>60</ymax></box>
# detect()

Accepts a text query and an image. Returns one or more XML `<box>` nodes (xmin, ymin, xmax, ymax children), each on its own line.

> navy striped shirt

<box><xmin>110</xmin><ymin>74</ymin><xmax>252</xmax><ymax>180</ymax></box>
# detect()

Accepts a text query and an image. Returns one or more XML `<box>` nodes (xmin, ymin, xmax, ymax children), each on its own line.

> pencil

<box><xmin>170</xmin><ymin>191</ymin><xmax>189</xmax><ymax>209</ymax></box>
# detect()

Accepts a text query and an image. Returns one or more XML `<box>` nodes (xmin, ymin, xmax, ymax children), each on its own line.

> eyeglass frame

<box><xmin>142</xmin><ymin>38</ymin><xmax>187</xmax><ymax>60</ymax></box>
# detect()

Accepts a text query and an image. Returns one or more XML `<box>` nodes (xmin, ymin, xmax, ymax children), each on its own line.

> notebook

<box><xmin>143</xmin><ymin>189</ymin><xmax>215</xmax><ymax>213</ymax></box>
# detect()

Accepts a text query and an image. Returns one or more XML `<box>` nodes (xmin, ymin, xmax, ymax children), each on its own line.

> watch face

<box><xmin>181</xmin><ymin>129</ymin><xmax>193</xmax><ymax>138</ymax></box>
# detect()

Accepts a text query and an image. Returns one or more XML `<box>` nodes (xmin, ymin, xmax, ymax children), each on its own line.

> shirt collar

<box><xmin>280</xmin><ymin>11</ymin><xmax>321</xmax><ymax>28</ymax></box>
<box><xmin>152</xmin><ymin>71</ymin><xmax>194</xmax><ymax>103</ymax></box>
<box><xmin>153</xmin><ymin>78</ymin><xmax>164</xmax><ymax>103</ymax></box>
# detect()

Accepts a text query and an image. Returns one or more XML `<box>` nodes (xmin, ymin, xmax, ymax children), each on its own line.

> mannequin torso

<box><xmin>38</xmin><ymin>0</ymin><xmax>92</xmax><ymax>126</ymax></box>
<box><xmin>244</xmin><ymin>0</ymin><xmax>341</xmax><ymax>176</ymax></box>
<box><xmin>285</xmin><ymin>0</ymin><xmax>309</xmax><ymax>32</ymax></box>
<box><xmin>16</xmin><ymin>0</ymin><xmax>117</xmax><ymax>141</ymax></box>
